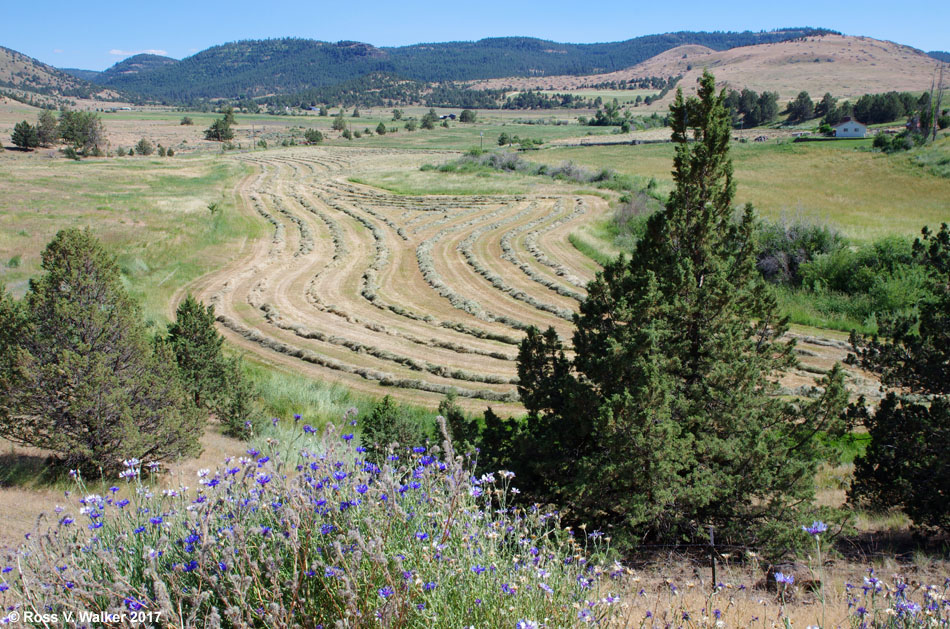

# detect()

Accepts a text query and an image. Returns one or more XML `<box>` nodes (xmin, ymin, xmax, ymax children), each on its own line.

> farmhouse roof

<box><xmin>834</xmin><ymin>117</ymin><xmax>866</xmax><ymax>127</ymax></box>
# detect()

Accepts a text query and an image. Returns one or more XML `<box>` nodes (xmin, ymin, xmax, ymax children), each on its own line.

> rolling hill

<box><xmin>61</xmin><ymin>53</ymin><xmax>179</xmax><ymax>85</ymax></box>
<box><xmin>71</xmin><ymin>28</ymin><xmax>835</xmax><ymax>101</ymax></box>
<box><xmin>0</xmin><ymin>45</ymin><xmax>113</xmax><ymax>104</ymax></box>
<box><xmin>470</xmin><ymin>34</ymin><xmax>948</xmax><ymax>102</ymax></box>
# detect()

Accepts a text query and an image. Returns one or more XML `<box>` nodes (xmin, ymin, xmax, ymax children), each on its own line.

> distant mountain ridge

<box><xmin>928</xmin><ymin>51</ymin><xmax>950</xmax><ymax>63</ymax></box>
<box><xmin>68</xmin><ymin>28</ymin><xmax>837</xmax><ymax>101</ymax></box>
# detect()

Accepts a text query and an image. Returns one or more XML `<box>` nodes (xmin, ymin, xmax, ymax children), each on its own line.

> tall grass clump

<box><xmin>1</xmin><ymin>416</ymin><xmax>625</xmax><ymax>627</ymax></box>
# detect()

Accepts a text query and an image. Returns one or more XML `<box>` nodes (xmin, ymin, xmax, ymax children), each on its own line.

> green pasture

<box><xmin>0</xmin><ymin>153</ymin><xmax>260</xmax><ymax>324</ymax></box>
<box><xmin>531</xmin><ymin>136</ymin><xmax>950</xmax><ymax>241</ymax></box>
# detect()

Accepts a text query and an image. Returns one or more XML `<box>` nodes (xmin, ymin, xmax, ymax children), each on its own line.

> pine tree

<box><xmin>515</xmin><ymin>71</ymin><xmax>848</xmax><ymax>549</ymax></box>
<box><xmin>36</xmin><ymin>110</ymin><xmax>58</xmax><ymax>146</ymax></box>
<box><xmin>0</xmin><ymin>229</ymin><xmax>202</xmax><ymax>473</ymax></box>
<box><xmin>11</xmin><ymin>121</ymin><xmax>39</xmax><ymax>149</ymax></box>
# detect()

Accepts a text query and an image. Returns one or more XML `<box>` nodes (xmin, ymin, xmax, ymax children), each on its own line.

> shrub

<box><xmin>180</xmin><ymin>116</ymin><xmax>194</xmax><ymax>125</ymax></box>
<box><xmin>166</xmin><ymin>147</ymin><xmax>174</xmax><ymax>157</ymax></box>
<box><xmin>135</xmin><ymin>138</ymin><xmax>154</xmax><ymax>156</ymax></box>
<box><xmin>0</xmin><ymin>229</ymin><xmax>203</xmax><ymax>474</ymax></box>
<box><xmin>755</xmin><ymin>217</ymin><xmax>845</xmax><ymax>285</ymax></box>
<box><xmin>304</xmin><ymin>128</ymin><xmax>323</xmax><ymax>143</ymax></box>
<box><xmin>848</xmin><ymin>223</ymin><xmax>950</xmax><ymax>533</ymax></box>
<box><xmin>376</xmin><ymin>121</ymin><xmax>386</xmax><ymax>135</ymax></box>
<box><xmin>360</xmin><ymin>395</ymin><xmax>433</xmax><ymax>458</ymax></box>
<box><xmin>2</xmin><ymin>417</ymin><xmax>624</xmax><ymax>627</ymax></box>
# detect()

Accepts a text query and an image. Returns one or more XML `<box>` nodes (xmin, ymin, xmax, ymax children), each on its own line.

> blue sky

<box><xmin>5</xmin><ymin>0</ymin><xmax>948</xmax><ymax>71</ymax></box>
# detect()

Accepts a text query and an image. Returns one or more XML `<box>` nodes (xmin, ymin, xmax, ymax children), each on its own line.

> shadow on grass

<box><xmin>0</xmin><ymin>450</ymin><xmax>72</xmax><ymax>488</ymax></box>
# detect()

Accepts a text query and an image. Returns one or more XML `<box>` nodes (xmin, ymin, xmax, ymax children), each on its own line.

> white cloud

<box><xmin>53</xmin><ymin>49</ymin><xmax>64</xmax><ymax>54</ymax></box>
<box><xmin>109</xmin><ymin>48</ymin><xmax>168</xmax><ymax>57</ymax></box>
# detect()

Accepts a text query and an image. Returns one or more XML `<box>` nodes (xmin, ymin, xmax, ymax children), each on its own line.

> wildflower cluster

<box><xmin>845</xmin><ymin>569</ymin><xmax>950</xmax><ymax>628</ymax></box>
<box><xmin>0</xmin><ymin>416</ymin><xmax>624</xmax><ymax>627</ymax></box>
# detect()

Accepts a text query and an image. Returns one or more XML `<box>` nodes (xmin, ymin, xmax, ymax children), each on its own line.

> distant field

<box><xmin>0</xmin><ymin>151</ymin><xmax>260</xmax><ymax>323</ymax></box>
<box><xmin>505</xmin><ymin>88</ymin><xmax>660</xmax><ymax>104</ymax></box>
<box><xmin>531</xmin><ymin>137</ymin><xmax>950</xmax><ymax>240</ymax></box>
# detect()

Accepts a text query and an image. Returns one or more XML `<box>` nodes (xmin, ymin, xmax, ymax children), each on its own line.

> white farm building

<box><xmin>833</xmin><ymin>117</ymin><xmax>867</xmax><ymax>138</ymax></box>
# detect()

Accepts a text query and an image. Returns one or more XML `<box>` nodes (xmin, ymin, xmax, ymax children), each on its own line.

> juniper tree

<box><xmin>515</xmin><ymin>71</ymin><xmax>848</xmax><ymax>549</ymax></box>
<box><xmin>848</xmin><ymin>223</ymin><xmax>950</xmax><ymax>532</ymax></box>
<box><xmin>166</xmin><ymin>295</ymin><xmax>259</xmax><ymax>433</ymax></box>
<box><xmin>0</xmin><ymin>229</ymin><xmax>202</xmax><ymax>473</ymax></box>
<box><xmin>167</xmin><ymin>295</ymin><xmax>225</xmax><ymax>409</ymax></box>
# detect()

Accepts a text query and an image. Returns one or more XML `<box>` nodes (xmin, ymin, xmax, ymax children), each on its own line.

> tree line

<box><xmin>89</xmin><ymin>29</ymin><xmax>835</xmax><ymax>102</ymax></box>
<box><xmin>11</xmin><ymin>109</ymin><xmax>107</xmax><ymax>157</ymax></box>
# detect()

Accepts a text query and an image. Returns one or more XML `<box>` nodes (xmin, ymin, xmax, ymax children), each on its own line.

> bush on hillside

<box><xmin>360</xmin><ymin>395</ymin><xmax>434</xmax><ymax>459</ymax></box>
<box><xmin>166</xmin><ymin>295</ymin><xmax>261</xmax><ymax>437</ymax></box>
<box><xmin>756</xmin><ymin>217</ymin><xmax>845</xmax><ymax>285</ymax></box>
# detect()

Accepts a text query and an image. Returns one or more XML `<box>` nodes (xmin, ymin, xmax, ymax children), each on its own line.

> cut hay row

<box><xmin>415</xmin><ymin>202</ymin><xmax>538</xmax><ymax>330</ymax></box>
<box><xmin>216</xmin><ymin>314</ymin><xmax>518</xmax><ymax>402</ymax></box>
<box><xmin>456</xmin><ymin>204</ymin><xmax>576</xmax><ymax>320</ymax></box>
<box><xmin>191</xmin><ymin>148</ymin><xmax>608</xmax><ymax>406</ymax></box>
<box><xmin>292</xmin><ymin>189</ymin><xmax>516</xmax><ymax>362</ymax></box>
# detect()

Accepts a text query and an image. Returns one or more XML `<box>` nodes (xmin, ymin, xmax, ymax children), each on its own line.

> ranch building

<box><xmin>833</xmin><ymin>117</ymin><xmax>867</xmax><ymax>138</ymax></box>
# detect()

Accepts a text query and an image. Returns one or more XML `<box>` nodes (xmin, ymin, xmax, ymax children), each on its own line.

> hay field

<box><xmin>174</xmin><ymin>146</ymin><xmax>873</xmax><ymax>414</ymax></box>
<box><xmin>0</xmin><ymin>146</ymin><xmax>260</xmax><ymax>323</ymax></box>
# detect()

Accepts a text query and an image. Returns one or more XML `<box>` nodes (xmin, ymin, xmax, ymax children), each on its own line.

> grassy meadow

<box><xmin>0</xmin><ymin>151</ymin><xmax>261</xmax><ymax>324</ymax></box>
<box><xmin>531</xmin><ymin>136</ymin><xmax>950</xmax><ymax>242</ymax></box>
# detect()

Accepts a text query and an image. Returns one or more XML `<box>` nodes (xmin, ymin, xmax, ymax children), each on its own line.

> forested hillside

<box><xmin>0</xmin><ymin>46</ymin><xmax>107</xmax><ymax>101</ymax></box>
<box><xmin>96</xmin><ymin>28</ymin><xmax>835</xmax><ymax>101</ymax></box>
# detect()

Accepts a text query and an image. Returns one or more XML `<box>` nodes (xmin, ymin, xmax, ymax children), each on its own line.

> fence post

<box><xmin>709</xmin><ymin>525</ymin><xmax>717</xmax><ymax>592</ymax></box>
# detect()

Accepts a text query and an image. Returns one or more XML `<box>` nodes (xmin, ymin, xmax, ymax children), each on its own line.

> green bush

<box><xmin>756</xmin><ymin>217</ymin><xmax>844</xmax><ymax>285</ymax></box>
<box><xmin>360</xmin><ymin>395</ymin><xmax>434</xmax><ymax>458</ymax></box>
<box><xmin>848</xmin><ymin>223</ymin><xmax>950</xmax><ymax>533</ymax></box>
<box><xmin>0</xmin><ymin>229</ymin><xmax>202</xmax><ymax>474</ymax></box>
<box><xmin>135</xmin><ymin>138</ymin><xmax>154</xmax><ymax>156</ymax></box>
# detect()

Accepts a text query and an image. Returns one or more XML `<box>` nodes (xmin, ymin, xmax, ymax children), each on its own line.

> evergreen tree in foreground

<box><xmin>515</xmin><ymin>71</ymin><xmax>849</xmax><ymax>550</ymax></box>
<box><xmin>0</xmin><ymin>229</ymin><xmax>203</xmax><ymax>473</ymax></box>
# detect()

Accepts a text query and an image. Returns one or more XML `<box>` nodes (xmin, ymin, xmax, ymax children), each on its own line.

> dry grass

<box><xmin>0</xmin><ymin>425</ymin><xmax>247</xmax><ymax>549</ymax></box>
<box><xmin>612</xmin><ymin>556</ymin><xmax>950</xmax><ymax>628</ymax></box>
